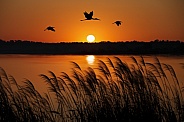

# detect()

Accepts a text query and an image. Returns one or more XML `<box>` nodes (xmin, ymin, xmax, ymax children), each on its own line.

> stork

<box><xmin>80</xmin><ymin>11</ymin><xmax>100</xmax><ymax>21</ymax></box>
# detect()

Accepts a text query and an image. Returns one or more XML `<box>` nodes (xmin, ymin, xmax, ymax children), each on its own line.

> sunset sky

<box><xmin>0</xmin><ymin>0</ymin><xmax>184</xmax><ymax>43</ymax></box>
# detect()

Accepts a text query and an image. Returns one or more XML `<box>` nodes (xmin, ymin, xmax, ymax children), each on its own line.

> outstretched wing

<box><xmin>51</xmin><ymin>28</ymin><xmax>55</xmax><ymax>32</ymax></box>
<box><xmin>118</xmin><ymin>21</ymin><xmax>121</xmax><ymax>25</ymax></box>
<box><xmin>84</xmin><ymin>11</ymin><xmax>89</xmax><ymax>19</ymax></box>
<box><xmin>89</xmin><ymin>11</ymin><xmax>93</xmax><ymax>17</ymax></box>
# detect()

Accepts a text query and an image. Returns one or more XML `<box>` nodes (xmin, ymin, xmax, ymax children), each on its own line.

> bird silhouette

<box><xmin>113</xmin><ymin>21</ymin><xmax>122</xmax><ymax>26</ymax></box>
<box><xmin>44</xmin><ymin>26</ymin><xmax>55</xmax><ymax>32</ymax></box>
<box><xmin>80</xmin><ymin>11</ymin><xmax>100</xmax><ymax>21</ymax></box>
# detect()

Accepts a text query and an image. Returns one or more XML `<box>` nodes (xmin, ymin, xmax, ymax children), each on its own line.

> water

<box><xmin>0</xmin><ymin>54</ymin><xmax>184</xmax><ymax>94</ymax></box>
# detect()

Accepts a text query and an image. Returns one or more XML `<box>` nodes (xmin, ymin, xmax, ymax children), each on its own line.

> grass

<box><xmin>0</xmin><ymin>56</ymin><xmax>184</xmax><ymax>122</ymax></box>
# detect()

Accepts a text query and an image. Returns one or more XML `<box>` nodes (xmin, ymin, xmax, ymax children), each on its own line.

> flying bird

<box><xmin>113</xmin><ymin>21</ymin><xmax>122</xmax><ymax>26</ymax></box>
<box><xmin>80</xmin><ymin>11</ymin><xmax>100</xmax><ymax>21</ymax></box>
<box><xmin>44</xmin><ymin>26</ymin><xmax>55</xmax><ymax>32</ymax></box>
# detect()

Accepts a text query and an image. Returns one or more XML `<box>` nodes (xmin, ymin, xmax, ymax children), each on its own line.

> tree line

<box><xmin>0</xmin><ymin>39</ymin><xmax>184</xmax><ymax>55</ymax></box>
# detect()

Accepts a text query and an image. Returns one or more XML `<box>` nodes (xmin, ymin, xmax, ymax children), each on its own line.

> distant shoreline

<box><xmin>1</xmin><ymin>40</ymin><xmax>184</xmax><ymax>55</ymax></box>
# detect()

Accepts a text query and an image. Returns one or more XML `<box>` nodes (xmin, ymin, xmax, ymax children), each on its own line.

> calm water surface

<box><xmin>0</xmin><ymin>54</ymin><xmax>184</xmax><ymax>93</ymax></box>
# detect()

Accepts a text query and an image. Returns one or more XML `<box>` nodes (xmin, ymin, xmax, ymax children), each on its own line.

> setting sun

<box><xmin>87</xmin><ymin>35</ymin><xmax>95</xmax><ymax>43</ymax></box>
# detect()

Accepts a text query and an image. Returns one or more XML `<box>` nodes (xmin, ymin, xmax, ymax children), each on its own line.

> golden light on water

<box><xmin>86</xmin><ymin>55</ymin><xmax>95</xmax><ymax>65</ymax></box>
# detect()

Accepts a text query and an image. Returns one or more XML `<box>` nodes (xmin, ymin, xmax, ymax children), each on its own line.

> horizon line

<box><xmin>1</xmin><ymin>39</ymin><xmax>183</xmax><ymax>43</ymax></box>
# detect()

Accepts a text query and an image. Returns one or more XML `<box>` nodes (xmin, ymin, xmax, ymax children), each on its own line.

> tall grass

<box><xmin>0</xmin><ymin>56</ymin><xmax>184</xmax><ymax>122</ymax></box>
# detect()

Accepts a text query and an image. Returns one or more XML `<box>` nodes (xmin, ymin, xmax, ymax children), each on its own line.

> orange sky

<box><xmin>0</xmin><ymin>0</ymin><xmax>184</xmax><ymax>43</ymax></box>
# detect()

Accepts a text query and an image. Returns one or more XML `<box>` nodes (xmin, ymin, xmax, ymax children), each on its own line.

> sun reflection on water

<box><xmin>86</xmin><ymin>55</ymin><xmax>95</xmax><ymax>65</ymax></box>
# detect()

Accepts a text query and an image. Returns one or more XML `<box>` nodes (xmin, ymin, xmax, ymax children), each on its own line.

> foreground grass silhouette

<box><xmin>0</xmin><ymin>56</ymin><xmax>184</xmax><ymax>122</ymax></box>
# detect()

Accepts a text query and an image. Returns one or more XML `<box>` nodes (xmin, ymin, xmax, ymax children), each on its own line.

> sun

<box><xmin>87</xmin><ymin>35</ymin><xmax>95</xmax><ymax>42</ymax></box>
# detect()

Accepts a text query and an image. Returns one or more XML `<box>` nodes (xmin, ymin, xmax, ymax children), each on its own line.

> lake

<box><xmin>0</xmin><ymin>54</ymin><xmax>184</xmax><ymax>94</ymax></box>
